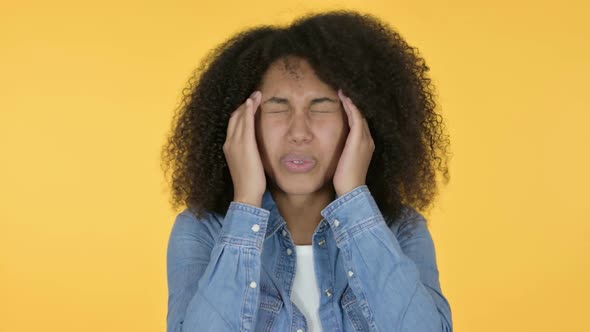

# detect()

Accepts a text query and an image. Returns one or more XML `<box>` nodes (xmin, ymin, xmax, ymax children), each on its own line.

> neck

<box><xmin>270</xmin><ymin>183</ymin><xmax>335</xmax><ymax>245</ymax></box>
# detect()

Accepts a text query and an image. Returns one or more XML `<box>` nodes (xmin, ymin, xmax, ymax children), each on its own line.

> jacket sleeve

<box><xmin>166</xmin><ymin>202</ymin><xmax>270</xmax><ymax>332</ymax></box>
<box><xmin>321</xmin><ymin>185</ymin><xmax>453</xmax><ymax>332</ymax></box>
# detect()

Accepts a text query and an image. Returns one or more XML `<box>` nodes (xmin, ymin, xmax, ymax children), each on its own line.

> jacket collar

<box><xmin>260</xmin><ymin>189</ymin><xmax>333</xmax><ymax>241</ymax></box>
<box><xmin>261</xmin><ymin>189</ymin><xmax>287</xmax><ymax>240</ymax></box>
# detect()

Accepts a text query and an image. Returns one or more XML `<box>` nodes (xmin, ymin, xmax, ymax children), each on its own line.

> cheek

<box><xmin>321</xmin><ymin>120</ymin><xmax>348</xmax><ymax>139</ymax></box>
<box><xmin>255</xmin><ymin>121</ymin><xmax>281</xmax><ymax>156</ymax></box>
<box><xmin>320</xmin><ymin>125</ymin><xmax>347</xmax><ymax>149</ymax></box>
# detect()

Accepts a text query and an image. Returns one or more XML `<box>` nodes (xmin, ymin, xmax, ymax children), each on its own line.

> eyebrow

<box><xmin>261</xmin><ymin>96</ymin><xmax>338</xmax><ymax>106</ymax></box>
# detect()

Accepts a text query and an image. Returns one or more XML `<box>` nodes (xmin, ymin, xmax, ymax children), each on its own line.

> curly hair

<box><xmin>160</xmin><ymin>9</ymin><xmax>452</xmax><ymax>226</ymax></box>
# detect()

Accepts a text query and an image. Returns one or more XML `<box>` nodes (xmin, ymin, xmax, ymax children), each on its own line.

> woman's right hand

<box><xmin>223</xmin><ymin>90</ymin><xmax>266</xmax><ymax>207</ymax></box>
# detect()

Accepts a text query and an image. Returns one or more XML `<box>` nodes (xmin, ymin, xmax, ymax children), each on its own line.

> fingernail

<box><xmin>250</xmin><ymin>91</ymin><xmax>258</xmax><ymax>98</ymax></box>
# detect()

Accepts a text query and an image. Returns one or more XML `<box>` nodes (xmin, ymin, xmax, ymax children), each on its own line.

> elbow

<box><xmin>399</xmin><ymin>282</ymin><xmax>453</xmax><ymax>332</ymax></box>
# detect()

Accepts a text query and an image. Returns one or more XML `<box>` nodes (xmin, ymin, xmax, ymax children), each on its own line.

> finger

<box><xmin>234</xmin><ymin>91</ymin><xmax>261</xmax><ymax>140</ymax></box>
<box><xmin>227</xmin><ymin>102</ymin><xmax>244</xmax><ymax>140</ymax></box>
<box><xmin>247</xmin><ymin>91</ymin><xmax>261</xmax><ymax>117</ymax></box>
<box><xmin>254</xmin><ymin>91</ymin><xmax>262</xmax><ymax>112</ymax></box>
<box><xmin>338</xmin><ymin>89</ymin><xmax>354</xmax><ymax>128</ymax></box>
<box><xmin>244</xmin><ymin>93</ymin><xmax>259</xmax><ymax>140</ymax></box>
<box><xmin>362</xmin><ymin>117</ymin><xmax>373</xmax><ymax>142</ymax></box>
<box><xmin>234</xmin><ymin>98</ymin><xmax>250</xmax><ymax>140</ymax></box>
<box><xmin>344</xmin><ymin>94</ymin><xmax>362</xmax><ymax>127</ymax></box>
<box><xmin>242</xmin><ymin>91</ymin><xmax>261</xmax><ymax>134</ymax></box>
<box><xmin>359</xmin><ymin>113</ymin><xmax>371</xmax><ymax>141</ymax></box>
<box><xmin>228</xmin><ymin>90</ymin><xmax>260</xmax><ymax>143</ymax></box>
<box><xmin>227</xmin><ymin>108</ymin><xmax>240</xmax><ymax>142</ymax></box>
<box><xmin>248</xmin><ymin>91</ymin><xmax>262</xmax><ymax>135</ymax></box>
<box><xmin>343</xmin><ymin>91</ymin><xmax>363</xmax><ymax>133</ymax></box>
<box><xmin>342</xmin><ymin>92</ymin><xmax>370</xmax><ymax>141</ymax></box>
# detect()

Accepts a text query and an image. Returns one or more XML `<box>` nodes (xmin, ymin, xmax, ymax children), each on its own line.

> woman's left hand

<box><xmin>333</xmin><ymin>89</ymin><xmax>375</xmax><ymax>197</ymax></box>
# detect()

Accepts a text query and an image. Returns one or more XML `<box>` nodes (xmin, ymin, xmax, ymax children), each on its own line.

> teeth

<box><xmin>292</xmin><ymin>160</ymin><xmax>305</xmax><ymax>164</ymax></box>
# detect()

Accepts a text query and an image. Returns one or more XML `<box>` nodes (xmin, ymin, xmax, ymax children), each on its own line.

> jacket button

<box><xmin>318</xmin><ymin>239</ymin><xmax>326</xmax><ymax>246</ymax></box>
<box><xmin>348</xmin><ymin>270</ymin><xmax>354</xmax><ymax>277</ymax></box>
<box><xmin>333</xmin><ymin>219</ymin><xmax>340</xmax><ymax>227</ymax></box>
<box><xmin>281</xmin><ymin>229</ymin><xmax>287</xmax><ymax>236</ymax></box>
<box><xmin>286</xmin><ymin>248</ymin><xmax>292</xmax><ymax>255</ymax></box>
<box><xmin>251</xmin><ymin>224</ymin><xmax>260</xmax><ymax>232</ymax></box>
<box><xmin>297</xmin><ymin>329</ymin><xmax>304</xmax><ymax>332</ymax></box>
<box><xmin>324</xmin><ymin>289</ymin><xmax>332</xmax><ymax>297</ymax></box>
<box><xmin>249</xmin><ymin>281</ymin><xmax>257</xmax><ymax>288</ymax></box>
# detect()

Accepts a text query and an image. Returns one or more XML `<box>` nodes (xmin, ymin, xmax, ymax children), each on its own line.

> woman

<box><xmin>161</xmin><ymin>9</ymin><xmax>453</xmax><ymax>332</ymax></box>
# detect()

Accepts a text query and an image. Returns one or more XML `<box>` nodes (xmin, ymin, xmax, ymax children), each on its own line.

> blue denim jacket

<box><xmin>167</xmin><ymin>185</ymin><xmax>453</xmax><ymax>331</ymax></box>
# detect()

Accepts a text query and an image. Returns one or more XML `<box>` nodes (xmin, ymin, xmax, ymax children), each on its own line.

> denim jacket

<box><xmin>167</xmin><ymin>185</ymin><xmax>453</xmax><ymax>331</ymax></box>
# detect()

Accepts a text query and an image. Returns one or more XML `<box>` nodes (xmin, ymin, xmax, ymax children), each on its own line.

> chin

<box><xmin>271</xmin><ymin>173</ymin><xmax>334</xmax><ymax>196</ymax></box>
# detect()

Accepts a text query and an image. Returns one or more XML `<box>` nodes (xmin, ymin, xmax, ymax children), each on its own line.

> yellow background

<box><xmin>1</xmin><ymin>0</ymin><xmax>588</xmax><ymax>331</ymax></box>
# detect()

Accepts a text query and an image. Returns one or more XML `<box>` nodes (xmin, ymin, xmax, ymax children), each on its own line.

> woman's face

<box><xmin>254</xmin><ymin>56</ymin><xmax>349</xmax><ymax>195</ymax></box>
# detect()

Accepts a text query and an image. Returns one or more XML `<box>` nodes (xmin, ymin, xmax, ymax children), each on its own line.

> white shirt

<box><xmin>290</xmin><ymin>245</ymin><xmax>323</xmax><ymax>332</ymax></box>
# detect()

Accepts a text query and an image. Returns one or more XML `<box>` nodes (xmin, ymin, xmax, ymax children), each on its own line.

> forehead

<box><xmin>259</xmin><ymin>57</ymin><xmax>332</xmax><ymax>93</ymax></box>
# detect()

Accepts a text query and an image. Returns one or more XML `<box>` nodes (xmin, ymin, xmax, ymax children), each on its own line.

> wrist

<box><xmin>233</xmin><ymin>196</ymin><xmax>262</xmax><ymax>208</ymax></box>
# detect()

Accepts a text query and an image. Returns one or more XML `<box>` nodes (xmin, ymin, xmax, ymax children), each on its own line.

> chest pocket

<box><xmin>340</xmin><ymin>285</ymin><xmax>371</xmax><ymax>331</ymax></box>
<box><xmin>255</xmin><ymin>282</ymin><xmax>284</xmax><ymax>332</ymax></box>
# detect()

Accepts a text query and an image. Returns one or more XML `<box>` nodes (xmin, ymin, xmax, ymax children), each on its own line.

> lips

<box><xmin>281</xmin><ymin>153</ymin><xmax>317</xmax><ymax>174</ymax></box>
<box><xmin>282</xmin><ymin>153</ymin><xmax>315</xmax><ymax>163</ymax></box>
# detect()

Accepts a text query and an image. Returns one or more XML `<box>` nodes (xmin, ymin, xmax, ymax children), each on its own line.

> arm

<box><xmin>166</xmin><ymin>202</ymin><xmax>270</xmax><ymax>332</ymax></box>
<box><xmin>322</xmin><ymin>185</ymin><xmax>453</xmax><ymax>332</ymax></box>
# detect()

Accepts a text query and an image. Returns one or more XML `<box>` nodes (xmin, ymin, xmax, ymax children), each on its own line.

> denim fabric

<box><xmin>167</xmin><ymin>185</ymin><xmax>453</xmax><ymax>331</ymax></box>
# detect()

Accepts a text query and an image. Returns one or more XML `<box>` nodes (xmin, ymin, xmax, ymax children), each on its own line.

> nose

<box><xmin>286</xmin><ymin>111</ymin><xmax>312</xmax><ymax>144</ymax></box>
